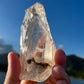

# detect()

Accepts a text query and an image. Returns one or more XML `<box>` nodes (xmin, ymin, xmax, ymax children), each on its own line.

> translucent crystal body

<box><xmin>20</xmin><ymin>2</ymin><xmax>56</xmax><ymax>82</ymax></box>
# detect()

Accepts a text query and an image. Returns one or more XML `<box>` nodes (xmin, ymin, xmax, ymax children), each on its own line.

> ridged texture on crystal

<box><xmin>20</xmin><ymin>2</ymin><xmax>56</xmax><ymax>82</ymax></box>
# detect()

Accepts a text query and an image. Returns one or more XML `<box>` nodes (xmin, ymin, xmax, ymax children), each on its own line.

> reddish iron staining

<box><xmin>32</xmin><ymin>49</ymin><xmax>42</xmax><ymax>58</ymax></box>
<box><xmin>38</xmin><ymin>35</ymin><xmax>45</xmax><ymax>48</ymax></box>
<box><xmin>36</xmin><ymin>52</ymin><xmax>42</xmax><ymax>58</ymax></box>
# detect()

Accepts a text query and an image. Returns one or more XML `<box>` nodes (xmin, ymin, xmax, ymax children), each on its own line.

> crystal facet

<box><xmin>20</xmin><ymin>2</ymin><xmax>56</xmax><ymax>82</ymax></box>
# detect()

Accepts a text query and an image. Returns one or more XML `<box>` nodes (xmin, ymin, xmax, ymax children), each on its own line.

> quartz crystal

<box><xmin>20</xmin><ymin>2</ymin><xmax>56</xmax><ymax>82</ymax></box>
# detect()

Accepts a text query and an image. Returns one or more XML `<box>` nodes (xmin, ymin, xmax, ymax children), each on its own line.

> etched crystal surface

<box><xmin>20</xmin><ymin>2</ymin><xmax>56</xmax><ymax>82</ymax></box>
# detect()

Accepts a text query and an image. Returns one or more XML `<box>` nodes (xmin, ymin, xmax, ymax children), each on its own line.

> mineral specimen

<box><xmin>20</xmin><ymin>2</ymin><xmax>56</xmax><ymax>82</ymax></box>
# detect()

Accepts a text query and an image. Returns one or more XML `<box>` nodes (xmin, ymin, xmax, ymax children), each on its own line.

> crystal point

<box><xmin>20</xmin><ymin>2</ymin><xmax>56</xmax><ymax>82</ymax></box>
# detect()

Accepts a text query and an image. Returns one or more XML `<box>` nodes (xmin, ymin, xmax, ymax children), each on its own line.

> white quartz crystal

<box><xmin>20</xmin><ymin>2</ymin><xmax>56</xmax><ymax>82</ymax></box>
